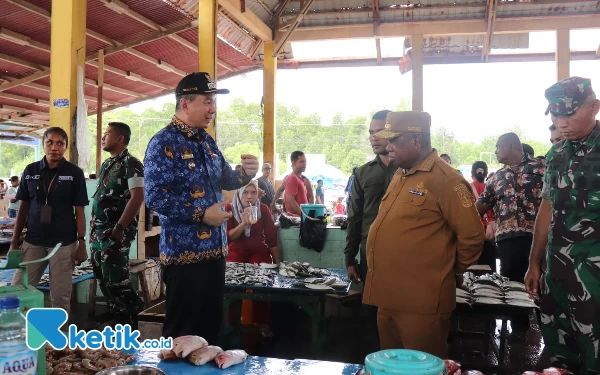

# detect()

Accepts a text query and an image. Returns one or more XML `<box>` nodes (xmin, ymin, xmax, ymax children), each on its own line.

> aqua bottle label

<box><xmin>0</xmin><ymin>350</ymin><xmax>37</xmax><ymax>375</ymax></box>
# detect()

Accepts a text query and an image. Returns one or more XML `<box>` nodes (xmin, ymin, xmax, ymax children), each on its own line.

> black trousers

<box><xmin>162</xmin><ymin>258</ymin><xmax>226</xmax><ymax>343</ymax></box>
<box><xmin>497</xmin><ymin>236</ymin><xmax>532</xmax><ymax>331</ymax></box>
<box><xmin>358</xmin><ymin>247</ymin><xmax>380</xmax><ymax>353</ymax></box>
<box><xmin>477</xmin><ymin>240</ymin><xmax>497</xmax><ymax>273</ymax></box>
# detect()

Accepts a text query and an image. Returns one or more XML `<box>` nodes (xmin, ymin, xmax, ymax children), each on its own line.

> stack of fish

<box><xmin>456</xmin><ymin>273</ymin><xmax>537</xmax><ymax>308</ymax></box>
<box><xmin>278</xmin><ymin>261</ymin><xmax>332</xmax><ymax>278</ymax></box>
<box><xmin>38</xmin><ymin>262</ymin><xmax>94</xmax><ymax>287</ymax></box>
<box><xmin>225</xmin><ymin>262</ymin><xmax>275</xmax><ymax>286</ymax></box>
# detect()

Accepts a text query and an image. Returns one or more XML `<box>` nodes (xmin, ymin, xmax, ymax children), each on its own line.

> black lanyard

<box><xmin>40</xmin><ymin>170</ymin><xmax>59</xmax><ymax>205</ymax></box>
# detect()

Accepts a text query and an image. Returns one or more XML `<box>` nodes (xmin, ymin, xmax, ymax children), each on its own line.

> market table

<box><xmin>0</xmin><ymin>266</ymin><xmax>94</xmax><ymax>290</ymax></box>
<box><xmin>451</xmin><ymin>302</ymin><xmax>539</xmax><ymax>374</ymax></box>
<box><xmin>130</xmin><ymin>348</ymin><xmax>363</xmax><ymax>375</ymax></box>
<box><xmin>223</xmin><ymin>267</ymin><xmax>351</xmax><ymax>356</ymax></box>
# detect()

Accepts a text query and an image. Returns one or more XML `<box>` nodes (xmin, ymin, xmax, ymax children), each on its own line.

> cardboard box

<box><xmin>143</xmin><ymin>262</ymin><xmax>162</xmax><ymax>302</ymax></box>
<box><xmin>138</xmin><ymin>301</ymin><xmax>165</xmax><ymax>341</ymax></box>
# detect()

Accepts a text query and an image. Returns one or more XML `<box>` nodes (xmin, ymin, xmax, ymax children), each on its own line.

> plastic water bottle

<box><xmin>0</xmin><ymin>296</ymin><xmax>37</xmax><ymax>375</ymax></box>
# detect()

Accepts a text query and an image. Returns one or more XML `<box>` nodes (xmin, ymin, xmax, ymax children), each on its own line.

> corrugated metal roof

<box><xmin>245</xmin><ymin>0</ymin><xmax>273</xmax><ymax>23</ymax></box>
<box><xmin>218</xmin><ymin>11</ymin><xmax>257</xmax><ymax>54</ymax></box>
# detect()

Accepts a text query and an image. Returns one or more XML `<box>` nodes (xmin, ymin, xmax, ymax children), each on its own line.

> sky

<box><xmin>126</xmin><ymin>30</ymin><xmax>600</xmax><ymax>144</ymax></box>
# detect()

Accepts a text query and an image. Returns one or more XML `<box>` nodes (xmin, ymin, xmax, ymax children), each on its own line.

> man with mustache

<box><xmin>525</xmin><ymin>77</ymin><xmax>600</xmax><ymax>373</ymax></box>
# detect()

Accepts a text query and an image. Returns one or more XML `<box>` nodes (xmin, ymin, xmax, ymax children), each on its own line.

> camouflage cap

<box><xmin>544</xmin><ymin>77</ymin><xmax>594</xmax><ymax>116</ymax></box>
<box><xmin>374</xmin><ymin>111</ymin><xmax>431</xmax><ymax>139</ymax></box>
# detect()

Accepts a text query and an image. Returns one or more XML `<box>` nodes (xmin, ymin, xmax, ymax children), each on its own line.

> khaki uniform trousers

<box><xmin>11</xmin><ymin>241</ymin><xmax>78</xmax><ymax>316</ymax></box>
<box><xmin>377</xmin><ymin>308</ymin><xmax>451</xmax><ymax>359</ymax></box>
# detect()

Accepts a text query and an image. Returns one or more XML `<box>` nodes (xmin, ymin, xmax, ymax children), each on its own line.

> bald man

<box><xmin>476</xmin><ymin>132</ymin><xmax>545</xmax><ymax>336</ymax></box>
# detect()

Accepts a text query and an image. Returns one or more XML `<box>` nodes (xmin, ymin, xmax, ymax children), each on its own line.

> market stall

<box><xmin>223</xmin><ymin>262</ymin><xmax>351</xmax><ymax>355</ymax></box>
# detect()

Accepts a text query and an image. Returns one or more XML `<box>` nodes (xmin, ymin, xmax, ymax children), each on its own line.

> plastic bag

<box><xmin>444</xmin><ymin>359</ymin><xmax>462</xmax><ymax>375</ymax></box>
<box><xmin>299</xmin><ymin>210</ymin><xmax>327</xmax><ymax>253</ymax></box>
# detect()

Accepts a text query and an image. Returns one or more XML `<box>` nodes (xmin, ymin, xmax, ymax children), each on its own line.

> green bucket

<box><xmin>364</xmin><ymin>349</ymin><xmax>447</xmax><ymax>375</ymax></box>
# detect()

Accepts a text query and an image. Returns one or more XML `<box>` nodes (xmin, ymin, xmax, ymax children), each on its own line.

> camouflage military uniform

<box><xmin>541</xmin><ymin>77</ymin><xmax>600</xmax><ymax>374</ymax></box>
<box><xmin>90</xmin><ymin>149</ymin><xmax>145</xmax><ymax>318</ymax></box>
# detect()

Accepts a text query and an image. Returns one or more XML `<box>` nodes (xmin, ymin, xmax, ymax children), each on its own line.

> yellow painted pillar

<box><xmin>263</xmin><ymin>42</ymin><xmax>277</xmax><ymax>181</ymax></box>
<box><xmin>198</xmin><ymin>0</ymin><xmax>218</xmax><ymax>137</ymax></box>
<box><xmin>411</xmin><ymin>34</ymin><xmax>424</xmax><ymax>111</ymax></box>
<box><xmin>49</xmin><ymin>0</ymin><xmax>87</xmax><ymax>162</ymax></box>
<box><xmin>556</xmin><ymin>29</ymin><xmax>570</xmax><ymax>81</ymax></box>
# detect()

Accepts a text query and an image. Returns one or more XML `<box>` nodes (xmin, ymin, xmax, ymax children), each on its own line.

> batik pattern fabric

<box><xmin>477</xmin><ymin>154</ymin><xmax>545</xmax><ymax>242</ymax></box>
<box><xmin>540</xmin><ymin>121</ymin><xmax>600</xmax><ymax>374</ymax></box>
<box><xmin>144</xmin><ymin>116</ymin><xmax>252</xmax><ymax>266</ymax></box>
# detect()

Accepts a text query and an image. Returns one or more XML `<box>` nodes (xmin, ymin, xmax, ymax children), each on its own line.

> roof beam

<box><xmin>84</xmin><ymin>79</ymin><xmax>145</xmax><ymax>98</ymax></box>
<box><xmin>0</xmin><ymin>92</ymin><xmax>48</xmax><ymax>106</ymax></box>
<box><xmin>100</xmin><ymin>0</ymin><xmax>235</xmax><ymax>74</ymax></box>
<box><xmin>482</xmin><ymin>0</ymin><xmax>498</xmax><ymax>61</ymax></box>
<box><xmin>0</xmin><ymin>104</ymin><xmax>49</xmax><ymax>117</ymax></box>
<box><xmin>0</xmin><ymin>5</ymin><xmax>195</xmax><ymax>91</ymax></box>
<box><xmin>275</xmin><ymin>50</ymin><xmax>597</xmax><ymax>69</ymax></box>
<box><xmin>287</xmin><ymin>13</ymin><xmax>600</xmax><ymax>42</ymax></box>
<box><xmin>0</xmin><ymin>53</ymin><xmax>45</xmax><ymax>70</ymax></box>
<box><xmin>19</xmin><ymin>82</ymin><xmax>119</xmax><ymax>106</ymax></box>
<box><xmin>0</xmin><ymin>28</ymin><xmax>173</xmax><ymax>94</ymax></box>
<box><xmin>219</xmin><ymin>0</ymin><xmax>273</xmax><ymax>42</ymax></box>
<box><xmin>0</xmin><ymin>116</ymin><xmax>49</xmax><ymax>126</ymax></box>
<box><xmin>0</xmin><ymin>23</ymin><xmax>195</xmax><ymax>92</ymax></box>
<box><xmin>274</xmin><ymin>0</ymin><xmax>315</xmax><ymax>56</ymax></box>
<box><xmin>5</xmin><ymin>0</ymin><xmax>116</xmax><ymax>46</ymax></box>
<box><xmin>86</xmin><ymin>61</ymin><xmax>173</xmax><ymax>90</ymax></box>
<box><xmin>93</xmin><ymin>67</ymin><xmax>260</xmax><ymax>115</ymax></box>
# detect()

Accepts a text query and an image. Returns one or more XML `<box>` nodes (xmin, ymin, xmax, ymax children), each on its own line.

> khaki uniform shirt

<box><xmin>363</xmin><ymin>150</ymin><xmax>484</xmax><ymax>313</ymax></box>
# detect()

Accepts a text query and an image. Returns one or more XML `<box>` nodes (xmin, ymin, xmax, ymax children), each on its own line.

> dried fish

<box><xmin>305</xmin><ymin>284</ymin><xmax>334</xmax><ymax>291</ymax></box>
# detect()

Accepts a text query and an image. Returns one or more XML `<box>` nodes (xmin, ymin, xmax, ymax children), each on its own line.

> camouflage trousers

<box><xmin>540</xmin><ymin>273</ymin><xmax>600</xmax><ymax>374</ymax></box>
<box><xmin>91</xmin><ymin>232</ymin><xmax>144</xmax><ymax>319</ymax></box>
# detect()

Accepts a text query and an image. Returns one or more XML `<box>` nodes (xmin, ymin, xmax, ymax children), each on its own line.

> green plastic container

<box><xmin>0</xmin><ymin>244</ymin><xmax>62</xmax><ymax>375</ymax></box>
<box><xmin>364</xmin><ymin>349</ymin><xmax>447</xmax><ymax>375</ymax></box>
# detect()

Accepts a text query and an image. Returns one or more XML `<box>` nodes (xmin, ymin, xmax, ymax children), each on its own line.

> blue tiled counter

<box><xmin>277</xmin><ymin>227</ymin><xmax>352</xmax><ymax>269</ymax></box>
<box><xmin>131</xmin><ymin>348</ymin><xmax>362</xmax><ymax>375</ymax></box>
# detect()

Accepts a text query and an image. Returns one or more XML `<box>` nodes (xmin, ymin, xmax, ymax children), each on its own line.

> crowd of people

<box><xmin>2</xmin><ymin>71</ymin><xmax>598</xmax><ymax>373</ymax></box>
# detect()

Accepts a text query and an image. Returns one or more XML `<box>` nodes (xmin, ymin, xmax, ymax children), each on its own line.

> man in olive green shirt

<box><xmin>345</xmin><ymin>110</ymin><xmax>398</xmax><ymax>281</ymax></box>
<box><xmin>344</xmin><ymin>110</ymin><xmax>398</xmax><ymax>354</ymax></box>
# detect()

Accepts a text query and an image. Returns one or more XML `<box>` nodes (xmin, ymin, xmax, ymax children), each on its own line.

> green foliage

<box><xmin>0</xmin><ymin>97</ymin><xmax>552</xmax><ymax>179</ymax></box>
<box><xmin>0</xmin><ymin>142</ymin><xmax>35</xmax><ymax>177</ymax></box>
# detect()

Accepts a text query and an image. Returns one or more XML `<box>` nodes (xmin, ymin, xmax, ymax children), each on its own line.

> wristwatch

<box><xmin>114</xmin><ymin>223</ymin><xmax>125</xmax><ymax>231</ymax></box>
<box><xmin>77</xmin><ymin>236</ymin><xmax>86</xmax><ymax>242</ymax></box>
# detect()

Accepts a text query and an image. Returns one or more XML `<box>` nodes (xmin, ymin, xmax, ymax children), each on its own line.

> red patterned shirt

<box><xmin>477</xmin><ymin>155</ymin><xmax>545</xmax><ymax>242</ymax></box>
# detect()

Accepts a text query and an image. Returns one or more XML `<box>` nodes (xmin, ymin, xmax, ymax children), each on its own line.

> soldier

<box><xmin>91</xmin><ymin>122</ymin><xmax>145</xmax><ymax>327</ymax></box>
<box><xmin>364</xmin><ymin>111</ymin><xmax>484</xmax><ymax>358</ymax></box>
<box><xmin>525</xmin><ymin>77</ymin><xmax>600</xmax><ymax>373</ymax></box>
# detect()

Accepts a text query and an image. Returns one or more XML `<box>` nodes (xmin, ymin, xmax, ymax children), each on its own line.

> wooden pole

<box><xmin>556</xmin><ymin>29</ymin><xmax>570</xmax><ymax>81</ymax></box>
<box><xmin>96</xmin><ymin>49</ymin><xmax>104</xmax><ymax>174</ymax></box>
<box><xmin>411</xmin><ymin>34</ymin><xmax>424</xmax><ymax>111</ymax></box>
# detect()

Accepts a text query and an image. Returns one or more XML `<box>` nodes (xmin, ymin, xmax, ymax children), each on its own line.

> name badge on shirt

<box><xmin>409</xmin><ymin>189</ymin><xmax>424</xmax><ymax>196</ymax></box>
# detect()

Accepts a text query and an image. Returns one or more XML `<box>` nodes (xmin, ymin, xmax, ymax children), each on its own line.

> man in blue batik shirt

<box><xmin>144</xmin><ymin>72</ymin><xmax>259</xmax><ymax>342</ymax></box>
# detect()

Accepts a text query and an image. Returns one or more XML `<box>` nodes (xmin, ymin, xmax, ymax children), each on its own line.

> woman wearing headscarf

<box><xmin>226</xmin><ymin>180</ymin><xmax>280</xmax><ymax>264</ymax></box>
<box><xmin>226</xmin><ymin>180</ymin><xmax>279</xmax><ymax>338</ymax></box>
<box><xmin>471</xmin><ymin>161</ymin><xmax>497</xmax><ymax>272</ymax></box>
